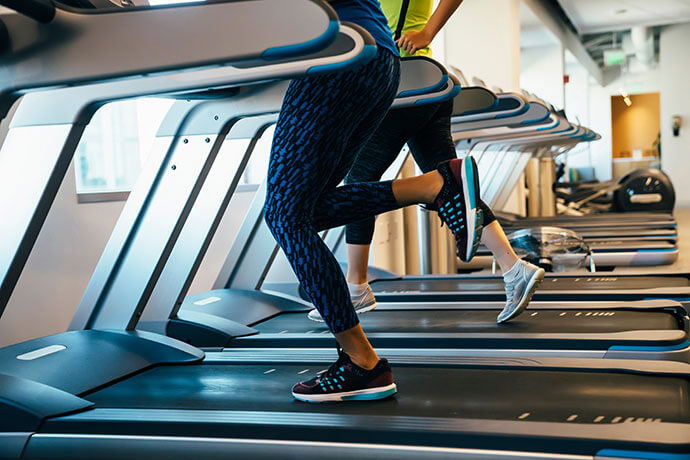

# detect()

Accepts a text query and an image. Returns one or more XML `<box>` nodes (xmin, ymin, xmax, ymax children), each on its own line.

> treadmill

<box><xmin>463</xmin><ymin>238</ymin><xmax>679</xmax><ymax>271</ymax></box>
<box><xmin>54</xmin><ymin>57</ymin><xmax>688</xmax><ymax>360</ymax></box>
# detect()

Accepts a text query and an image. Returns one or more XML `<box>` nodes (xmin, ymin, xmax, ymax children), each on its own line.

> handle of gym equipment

<box><xmin>0</xmin><ymin>0</ymin><xmax>55</xmax><ymax>23</ymax></box>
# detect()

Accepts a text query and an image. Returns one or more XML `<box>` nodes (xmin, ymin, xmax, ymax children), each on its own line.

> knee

<box><xmin>263</xmin><ymin>195</ymin><xmax>306</xmax><ymax>240</ymax></box>
<box><xmin>345</xmin><ymin>162</ymin><xmax>384</xmax><ymax>185</ymax></box>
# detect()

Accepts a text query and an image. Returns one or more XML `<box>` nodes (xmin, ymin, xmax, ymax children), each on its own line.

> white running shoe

<box><xmin>497</xmin><ymin>259</ymin><xmax>545</xmax><ymax>323</ymax></box>
<box><xmin>308</xmin><ymin>283</ymin><xmax>378</xmax><ymax>322</ymax></box>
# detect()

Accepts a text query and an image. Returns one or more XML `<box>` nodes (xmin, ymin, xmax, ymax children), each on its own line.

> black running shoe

<box><xmin>434</xmin><ymin>156</ymin><xmax>484</xmax><ymax>262</ymax></box>
<box><xmin>292</xmin><ymin>349</ymin><xmax>397</xmax><ymax>403</ymax></box>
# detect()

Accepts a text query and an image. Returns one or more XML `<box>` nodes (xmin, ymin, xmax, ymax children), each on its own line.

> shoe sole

<box><xmin>460</xmin><ymin>156</ymin><xmax>484</xmax><ymax>262</ymax></box>
<box><xmin>307</xmin><ymin>300</ymin><xmax>378</xmax><ymax>323</ymax></box>
<box><xmin>497</xmin><ymin>268</ymin><xmax>546</xmax><ymax>323</ymax></box>
<box><xmin>293</xmin><ymin>383</ymin><xmax>397</xmax><ymax>403</ymax></box>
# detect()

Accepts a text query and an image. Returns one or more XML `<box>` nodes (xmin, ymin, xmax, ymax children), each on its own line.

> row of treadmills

<box><xmin>461</xmin><ymin>209</ymin><xmax>680</xmax><ymax>270</ymax></box>
<box><xmin>0</xmin><ymin>1</ymin><xmax>689</xmax><ymax>459</ymax></box>
<box><xmin>450</xmin><ymin>81</ymin><xmax>680</xmax><ymax>270</ymax></box>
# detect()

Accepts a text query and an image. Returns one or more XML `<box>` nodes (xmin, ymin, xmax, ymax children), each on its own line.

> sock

<box><xmin>348</xmin><ymin>282</ymin><xmax>369</xmax><ymax>297</ymax></box>
<box><xmin>503</xmin><ymin>259</ymin><xmax>523</xmax><ymax>281</ymax></box>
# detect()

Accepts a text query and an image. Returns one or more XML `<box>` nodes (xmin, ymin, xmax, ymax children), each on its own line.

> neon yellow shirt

<box><xmin>379</xmin><ymin>0</ymin><xmax>433</xmax><ymax>57</ymax></box>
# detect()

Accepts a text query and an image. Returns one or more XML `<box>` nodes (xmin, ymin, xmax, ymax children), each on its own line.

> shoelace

<box><xmin>505</xmin><ymin>268</ymin><xmax>522</xmax><ymax>302</ymax></box>
<box><xmin>317</xmin><ymin>349</ymin><xmax>349</xmax><ymax>392</ymax></box>
<box><xmin>505</xmin><ymin>283</ymin><xmax>518</xmax><ymax>302</ymax></box>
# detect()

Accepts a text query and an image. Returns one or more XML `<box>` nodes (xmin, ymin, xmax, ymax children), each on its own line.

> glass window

<box><xmin>75</xmin><ymin>0</ymin><xmax>206</xmax><ymax>198</ymax></box>
<box><xmin>75</xmin><ymin>98</ymin><xmax>173</xmax><ymax>195</ymax></box>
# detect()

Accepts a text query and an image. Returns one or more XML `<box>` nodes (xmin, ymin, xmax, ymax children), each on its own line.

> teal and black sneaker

<box><xmin>434</xmin><ymin>157</ymin><xmax>484</xmax><ymax>262</ymax></box>
<box><xmin>292</xmin><ymin>348</ymin><xmax>397</xmax><ymax>403</ymax></box>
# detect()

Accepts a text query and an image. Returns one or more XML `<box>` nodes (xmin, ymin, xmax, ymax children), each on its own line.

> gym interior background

<box><xmin>1</xmin><ymin>0</ymin><xmax>689</xmax><ymax>347</ymax></box>
<box><xmin>3</xmin><ymin>0</ymin><xmax>690</xmax><ymax>457</ymax></box>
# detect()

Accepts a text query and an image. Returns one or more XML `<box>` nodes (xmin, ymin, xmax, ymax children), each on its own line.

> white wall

<box><xmin>566</xmin><ymin>23</ymin><xmax>690</xmax><ymax>198</ymax></box>
<box><xmin>0</xmin><ymin>162</ymin><xmax>123</xmax><ymax>347</ymax></box>
<box><xmin>443</xmin><ymin>0</ymin><xmax>523</xmax><ymax>214</ymax></box>
<box><xmin>521</xmin><ymin>45</ymin><xmax>565</xmax><ymax>108</ymax></box>
<box><xmin>0</xmin><ymin>164</ymin><xmax>257</xmax><ymax>348</ymax></box>
<box><xmin>660</xmin><ymin>23</ymin><xmax>690</xmax><ymax>206</ymax></box>
<box><xmin>577</xmin><ymin>80</ymin><xmax>613</xmax><ymax>181</ymax></box>
<box><xmin>444</xmin><ymin>0</ymin><xmax>521</xmax><ymax>91</ymax></box>
<box><xmin>577</xmin><ymin>39</ymin><xmax>677</xmax><ymax>184</ymax></box>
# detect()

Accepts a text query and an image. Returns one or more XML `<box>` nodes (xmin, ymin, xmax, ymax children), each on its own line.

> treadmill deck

<box><xmin>371</xmin><ymin>275</ymin><xmax>690</xmax><ymax>293</ymax></box>
<box><xmin>252</xmin><ymin>309</ymin><xmax>680</xmax><ymax>334</ymax></box>
<box><xmin>82</xmin><ymin>363</ymin><xmax>689</xmax><ymax>425</ymax></box>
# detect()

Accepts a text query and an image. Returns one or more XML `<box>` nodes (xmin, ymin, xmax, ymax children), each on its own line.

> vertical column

<box><xmin>660</xmin><ymin>23</ymin><xmax>690</xmax><ymax>206</ymax></box>
<box><xmin>444</xmin><ymin>0</ymin><xmax>521</xmax><ymax>91</ymax></box>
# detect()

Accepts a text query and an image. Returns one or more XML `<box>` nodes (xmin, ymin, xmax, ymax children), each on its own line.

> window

<box><xmin>75</xmin><ymin>0</ymin><xmax>206</xmax><ymax>201</ymax></box>
<box><xmin>75</xmin><ymin>99</ymin><xmax>174</xmax><ymax>200</ymax></box>
<box><xmin>75</xmin><ymin>98</ymin><xmax>276</xmax><ymax>200</ymax></box>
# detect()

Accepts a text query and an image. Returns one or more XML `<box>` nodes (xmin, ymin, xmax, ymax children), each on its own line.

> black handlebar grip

<box><xmin>0</xmin><ymin>0</ymin><xmax>55</xmax><ymax>23</ymax></box>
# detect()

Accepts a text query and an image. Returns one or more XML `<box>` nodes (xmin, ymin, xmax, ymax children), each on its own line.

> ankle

<box><xmin>348</xmin><ymin>352</ymin><xmax>379</xmax><ymax>371</ymax></box>
<box><xmin>347</xmin><ymin>275</ymin><xmax>368</xmax><ymax>286</ymax></box>
<box><xmin>501</xmin><ymin>257</ymin><xmax>521</xmax><ymax>275</ymax></box>
<box><xmin>425</xmin><ymin>171</ymin><xmax>444</xmax><ymax>203</ymax></box>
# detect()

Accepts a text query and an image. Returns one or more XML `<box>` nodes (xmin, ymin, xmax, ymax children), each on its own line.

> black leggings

<box><xmin>345</xmin><ymin>98</ymin><xmax>496</xmax><ymax>245</ymax></box>
<box><xmin>264</xmin><ymin>48</ymin><xmax>402</xmax><ymax>334</ymax></box>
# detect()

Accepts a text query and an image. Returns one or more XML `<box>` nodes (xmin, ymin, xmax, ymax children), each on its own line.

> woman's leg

<box><xmin>479</xmin><ymin>207</ymin><xmax>519</xmax><ymax>273</ymax></box>
<box><xmin>344</xmin><ymin>104</ymin><xmax>443</xmax><ymax>285</ymax></box>
<box><xmin>405</xmin><ymin>100</ymin><xmax>522</xmax><ymax>267</ymax></box>
<box><xmin>265</xmin><ymin>49</ymin><xmax>400</xmax><ymax>369</ymax></box>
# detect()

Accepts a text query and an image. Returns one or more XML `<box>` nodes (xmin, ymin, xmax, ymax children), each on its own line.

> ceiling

<box><xmin>557</xmin><ymin>0</ymin><xmax>690</xmax><ymax>34</ymax></box>
<box><xmin>520</xmin><ymin>0</ymin><xmax>560</xmax><ymax>48</ymax></box>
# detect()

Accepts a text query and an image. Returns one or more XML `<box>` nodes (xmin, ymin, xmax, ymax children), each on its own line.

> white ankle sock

<box><xmin>348</xmin><ymin>282</ymin><xmax>369</xmax><ymax>296</ymax></box>
<box><xmin>503</xmin><ymin>259</ymin><xmax>523</xmax><ymax>280</ymax></box>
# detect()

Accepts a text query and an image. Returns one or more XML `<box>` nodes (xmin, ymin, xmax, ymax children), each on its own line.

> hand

<box><xmin>396</xmin><ymin>29</ymin><xmax>433</xmax><ymax>55</ymax></box>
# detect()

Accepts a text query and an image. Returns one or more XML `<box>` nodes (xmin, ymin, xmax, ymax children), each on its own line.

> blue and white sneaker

<box><xmin>498</xmin><ymin>259</ymin><xmax>545</xmax><ymax>323</ymax></box>
<box><xmin>434</xmin><ymin>157</ymin><xmax>483</xmax><ymax>262</ymax></box>
<box><xmin>292</xmin><ymin>349</ymin><xmax>397</xmax><ymax>403</ymax></box>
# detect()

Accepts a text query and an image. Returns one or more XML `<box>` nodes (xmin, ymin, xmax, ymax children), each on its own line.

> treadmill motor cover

<box><xmin>509</xmin><ymin>226</ymin><xmax>590</xmax><ymax>272</ymax></box>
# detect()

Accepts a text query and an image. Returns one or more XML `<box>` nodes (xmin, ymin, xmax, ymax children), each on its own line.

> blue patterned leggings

<box><xmin>264</xmin><ymin>48</ymin><xmax>401</xmax><ymax>334</ymax></box>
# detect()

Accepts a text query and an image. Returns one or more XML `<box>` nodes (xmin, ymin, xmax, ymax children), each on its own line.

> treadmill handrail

<box><xmin>0</xmin><ymin>0</ymin><xmax>55</xmax><ymax>23</ymax></box>
<box><xmin>0</xmin><ymin>0</ymin><xmax>339</xmax><ymax>119</ymax></box>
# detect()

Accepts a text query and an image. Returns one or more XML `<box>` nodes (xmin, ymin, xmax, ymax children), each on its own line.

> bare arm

<box><xmin>397</xmin><ymin>0</ymin><xmax>464</xmax><ymax>55</ymax></box>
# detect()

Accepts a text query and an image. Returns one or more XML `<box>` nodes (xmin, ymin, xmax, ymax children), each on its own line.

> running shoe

<box><xmin>308</xmin><ymin>284</ymin><xmax>377</xmax><ymax>322</ymax></box>
<box><xmin>497</xmin><ymin>259</ymin><xmax>546</xmax><ymax>323</ymax></box>
<box><xmin>292</xmin><ymin>348</ymin><xmax>397</xmax><ymax>403</ymax></box>
<box><xmin>434</xmin><ymin>156</ymin><xmax>484</xmax><ymax>262</ymax></box>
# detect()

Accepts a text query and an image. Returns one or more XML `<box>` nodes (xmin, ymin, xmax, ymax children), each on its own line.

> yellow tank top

<box><xmin>379</xmin><ymin>0</ymin><xmax>433</xmax><ymax>57</ymax></box>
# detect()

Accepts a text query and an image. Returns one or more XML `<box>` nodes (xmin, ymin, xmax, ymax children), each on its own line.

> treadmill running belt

<box><xmin>82</xmin><ymin>364</ymin><xmax>689</xmax><ymax>425</ymax></box>
<box><xmin>253</xmin><ymin>310</ymin><xmax>679</xmax><ymax>334</ymax></box>
<box><xmin>371</xmin><ymin>275</ymin><xmax>690</xmax><ymax>293</ymax></box>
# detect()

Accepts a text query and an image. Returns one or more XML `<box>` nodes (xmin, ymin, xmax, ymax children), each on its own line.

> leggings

<box><xmin>345</xmin><ymin>98</ymin><xmax>496</xmax><ymax>245</ymax></box>
<box><xmin>264</xmin><ymin>48</ymin><xmax>401</xmax><ymax>334</ymax></box>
